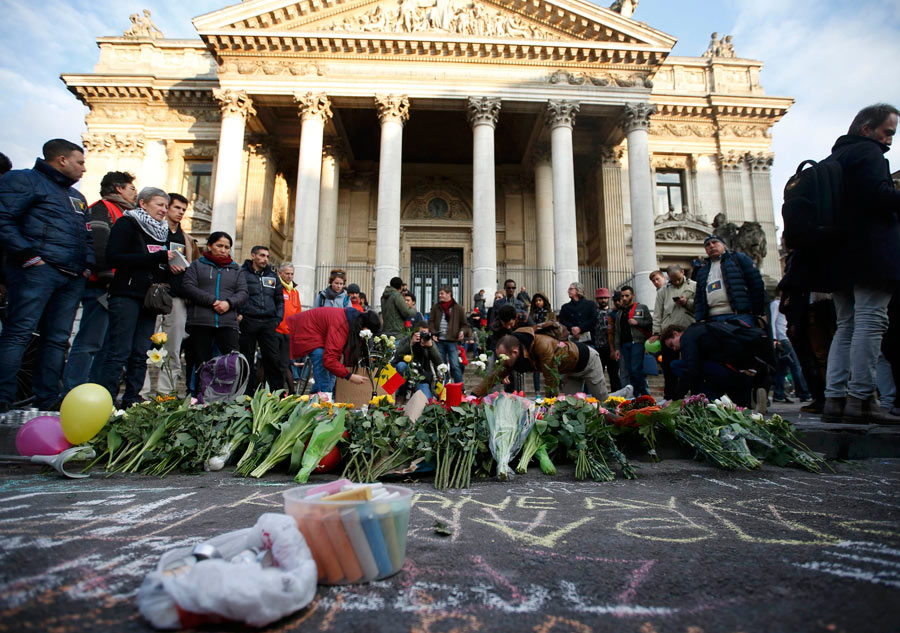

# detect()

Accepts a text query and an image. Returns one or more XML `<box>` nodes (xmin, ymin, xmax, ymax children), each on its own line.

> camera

<box><xmin>419</xmin><ymin>331</ymin><xmax>432</xmax><ymax>342</ymax></box>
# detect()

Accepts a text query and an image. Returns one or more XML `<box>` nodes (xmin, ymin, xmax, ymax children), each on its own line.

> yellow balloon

<box><xmin>60</xmin><ymin>383</ymin><xmax>113</xmax><ymax>444</ymax></box>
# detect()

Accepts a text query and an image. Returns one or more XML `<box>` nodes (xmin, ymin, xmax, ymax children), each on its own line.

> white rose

<box><xmin>478</xmin><ymin>353</ymin><xmax>488</xmax><ymax>362</ymax></box>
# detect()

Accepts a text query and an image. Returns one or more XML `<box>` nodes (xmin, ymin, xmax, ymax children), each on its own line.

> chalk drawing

<box><xmin>692</xmin><ymin>498</ymin><xmax>842</xmax><ymax>546</ymax></box>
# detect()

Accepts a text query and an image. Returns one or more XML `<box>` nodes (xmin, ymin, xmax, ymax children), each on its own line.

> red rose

<box><xmin>480</xmin><ymin>318</ymin><xmax>487</xmax><ymax>327</ymax></box>
<box><xmin>404</xmin><ymin>320</ymin><xmax>412</xmax><ymax>327</ymax></box>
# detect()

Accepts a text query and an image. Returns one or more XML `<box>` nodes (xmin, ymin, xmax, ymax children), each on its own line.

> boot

<box><xmin>801</xmin><ymin>399</ymin><xmax>825</xmax><ymax>414</ymax></box>
<box><xmin>822</xmin><ymin>397</ymin><xmax>845</xmax><ymax>423</ymax></box>
<box><xmin>843</xmin><ymin>395</ymin><xmax>900</xmax><ymax>425</ymax></box>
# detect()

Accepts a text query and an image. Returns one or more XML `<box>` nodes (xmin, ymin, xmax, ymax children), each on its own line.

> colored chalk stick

<box><xmin>322</xmin><ymin>509</ymin><xmax>364</xmax><ymax>582</ymax></box>
<box><xmin>376</xmin><ymin>503</ymin><xmax>402</xmax><ymax>573</ymax></box>
<box><xmin>340</xmin><ymin>507</ymin><xmax>379</xmax><ymax>580</ymax></box>
<box><xmin>322</xmin><ymin>487</ymin><xmax>373</xmax><ymax>502</ymax></box>
<box><xmin>299</xmin><ymin>509</ymin><xmax>344</xmax><ymax>583</ymax></box>
<box><xmin>304</xmin><ymin>479</ymin><xmax>352</xmax><ymax>497</ymax></box>
<box><xmin>358</xmin><ymin>505</ymin><xmax>392</xmax><ymax>577</ymax></box>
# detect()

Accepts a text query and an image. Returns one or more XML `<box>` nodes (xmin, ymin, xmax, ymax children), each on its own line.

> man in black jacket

<box><xmin>62</xmin><ymin>171</ymin><xmax>137</xmax><ymax>394</ymax></box>
<box><xmin>823</xmin><ymin>103</ymin><xmax>900</xmax><ymax>424</ymax></box>
<box><xmin>558</xmin><ymin>281</ymin><xmax>597</xmax><ymax>343</ymax></box>
<box><xmin>0</xmin><ymin>139</ymin><xmax>93</xmax><ymax>411</ymax></box>
<box><xmin>239</xmin><ymin>245</ymin><xmax>284</xmax><ymax>391</ymax></box>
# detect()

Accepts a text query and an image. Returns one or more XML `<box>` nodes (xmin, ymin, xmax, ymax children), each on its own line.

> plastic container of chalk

<box><xmin>283</xmin><ymin>480</ymin><xmax>412</xmax><ymax>585</ymax></box>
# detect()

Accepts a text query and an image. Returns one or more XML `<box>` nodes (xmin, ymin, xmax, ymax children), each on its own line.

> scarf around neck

<box><xmin>439</xmin><ymin>299</ymin><xmax>454</xmax><ymax>317</ymax></box>
<box><xmin>280</xmin><ymin>277</ymin><xmax>295</xmax><ymax>292</ymax></box>
<box><xmin>202</xmin><ymin>250</ymin><xmax>233</xmax><ymax>266</ymax></box>
<box><xmin>103</xmin><ymin>193</ymin><xmax>136</xmax><ymax>210</ymax></box>
<box><xmin>125</xmin><ymin>208</ymin><xmax>170</xmax><ymax>243</ymax></box>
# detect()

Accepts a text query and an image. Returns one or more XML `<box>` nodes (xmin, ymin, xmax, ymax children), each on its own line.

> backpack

<box><xmin>196</xmin><ymin>352</ymin><xmax>250</xmax><ymax>404</ymax></box>
<box><xmin>781</xmin><ymin>159</ymin><xmax>843</xmax><ymax>251</ymax></box>
<box><xmin>534</xmin><ymin>320</ymin><xmax>569</xmax><ymax>342</ymax></box>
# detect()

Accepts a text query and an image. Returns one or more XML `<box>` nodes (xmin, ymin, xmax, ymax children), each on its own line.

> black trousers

<box><xmin>660</xmin><ymin>344</ymin><xmax>679</xmax><ymax>400</ymax></box>
<box><xmin>596</xmin><ymin>345</ymin><xmax>620</xmax><ymax>392</ymax></box>
<box><xmin>239</xmin><ymin>316</ymin><xmax>284</xmax><ymax>392</ymax></box>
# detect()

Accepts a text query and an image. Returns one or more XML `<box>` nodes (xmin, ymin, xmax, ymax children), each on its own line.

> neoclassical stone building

<box><xmin>62</xmin><ymin>0</ymin><xmax>792</xmax><ymax>308</ymax></box>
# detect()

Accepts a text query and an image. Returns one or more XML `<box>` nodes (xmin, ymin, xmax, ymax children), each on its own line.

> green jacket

<box><xmin>652</xmin><ymin>278</ymin><xmax>697</xmax><ymax>334</ymax></box>
<box><xmin>380</xmin><ymin>286</ymin><xmax>416</xmax><ymax>336</ymax></box>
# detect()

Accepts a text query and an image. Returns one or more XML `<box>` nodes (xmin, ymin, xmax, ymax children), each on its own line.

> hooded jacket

<box><xmin>380</xmin><ymin>285</ymin><xmax>416</xmax><ymax>335</ymax></box>
<box><xmin>828</xmin><ymin>134</ymin><xmax>900</xmax><ymax>284</ymax></box>
<box><xmin>181</xmin><ymin>257</ymin><xmax>249</xmax><ymax>330</ymax></box>
<box><xmin>239</xmin><ymin>260</ymin><xmax>284</xmax><ymax>321</ymax></box>
<box><xmin>0</xmin><ymin>158</ymin><xmax>94</xmax><ymax>276</ymax></box>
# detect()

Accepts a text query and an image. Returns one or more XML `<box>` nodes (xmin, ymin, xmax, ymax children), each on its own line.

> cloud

<box><xmin>732</xmin><ymin>0</ymin><xmax>900</xmax><ymax>232</ymax></box>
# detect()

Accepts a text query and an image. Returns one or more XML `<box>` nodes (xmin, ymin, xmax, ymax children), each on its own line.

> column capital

<box><xmin>746</xmin><ymin>151</ymin><xmax>774</xmax><ymax>172</ymax></box>
<box><xmin>533</xmin><ymin>142</ymin><xmax>551</xmax><ymax>165</ymax></box>
<box><xmin>467</xmin><ymin>96</ymin><xmax>501</xmax><ymax>128</ymax></box>
<box><xmin>322</xmin><ymin>136</ymin><xmax>345</xmax><ymax>161</ymax></box>
<box><xmin>375</xmin><ymin>94</ymin><xmax>410</xmax><ymax>125</ymax></box>
<box><xmin>545</xmin><ymin>100</ymin><xmax>580</xmax><ymax>130</ymax></box>
<box><xmin>598</xmin><ymin>144</ymin><xmax>624</xmax><ymax>167</ymax></box>
<box><xmin>294</xmin><ymin>92</ymin><xmax>333</xmax><ymax>122</ymax></box>
<box><xmin>717</xmin><ymin>150</ymin><xmax>745</xmax><ymax>171</ymax></box>
<box><xmin>620</xmin><ymin>102</ymin><xmax>656</xmax><ymax>133</ymax></box>
<box><xmin>212</xmin><ymin>88</ymin><xmax>256</xmax><ymax>119</ymax></box>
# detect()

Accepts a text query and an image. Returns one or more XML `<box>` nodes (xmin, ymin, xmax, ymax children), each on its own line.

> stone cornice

<box><xmin>62</xmin><ymin>78</ymin><xmax>217</xmax><ymax>107</ymax></box>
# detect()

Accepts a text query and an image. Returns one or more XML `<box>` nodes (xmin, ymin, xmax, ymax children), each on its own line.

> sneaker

<box><xmin>772</xmin><ymin>396</ymin><xmax>794</xmax><ymax>404</ymax></box>
<box><xmin>822</xmin><ymin>397</ymin><xmax>845</xmax><ymax>423</ymax></box>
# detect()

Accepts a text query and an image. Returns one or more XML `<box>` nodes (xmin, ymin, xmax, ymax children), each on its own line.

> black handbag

<box><xmin>144</xmin><ymin>283</ymin><xmax>173</xmax><ymax>315</ymax></box>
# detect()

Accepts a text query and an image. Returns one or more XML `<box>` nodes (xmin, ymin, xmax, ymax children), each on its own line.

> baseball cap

<box><xmin>595</xmin><ymin>287</ymin><xmax>611</xmax><ymax>299</ymax></box>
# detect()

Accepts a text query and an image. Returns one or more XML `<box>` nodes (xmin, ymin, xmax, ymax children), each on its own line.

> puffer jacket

<box><xmin>694</xmin><ymin>251</ymin><xmax>767</xmax><ymax>321</ymax></box>
<box><xmin>473</xmin><ymin>326</ymin><xmax>591</xmax><ymax>397</ymax></box>
<box><xmin>380</xmin><ymin>286</ymin><xmax>416</xmax><ymax>336</ymax></box>
<box><xmin>239</xmin><ymin>260</ymin><xmax>284</xmax><ymax>321</ymax></box>
<box><xmin>0</xmin><ymin>158</ymin><xmax>94</xmax><ymax>275</ymax></box>
<box><xmin>181</xmin><ymin>257</ymin><xmax>248</xmax><ymax>330</ymax></box>
<box><xmin>106</xmin><ymin>215</ymin><xmax>171</xmax><ymax>299</ymax></box>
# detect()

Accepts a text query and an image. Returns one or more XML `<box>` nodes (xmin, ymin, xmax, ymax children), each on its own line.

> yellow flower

<box><xmin>604</xmin><ymin>396</ymin><xmax>626</xmax><ymax>407</ymax></box>
<box><xmin>543</xmin><ymin>397</ymin><xmax>557</xmax><ymax>406</ymax></box>
<box><xmin>299</xmin><ymin>395</ymin><xmax>310</xmax><ymax>403</ymax></box>
<box><xmin>146</xmin><ymin>348</ymin><xmax>168</xmax><ymax>367</ymax></box>
<box><xmin>150</xmin><ymin>331</ymin><xmax>168</xmax><ymax>346</ymax></box>
<box><xmin>585</xmin><ymin>397</ymin><xmax>599</xmax><ymax>404</ymax></box>
<box><xmin>369</xmin><ymin>394</ymin><xmax>395</xmax><ymax>407</ymax></box>
<box><xmin>403</xmin><ymin>354</ymin><xmax>413</xmax><ymax>363</ymax></box>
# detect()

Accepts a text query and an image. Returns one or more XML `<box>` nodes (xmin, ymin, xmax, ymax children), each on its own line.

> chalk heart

<box><xmin>15</xmin><ymin>416</ymin><xmax>72</xmax><ymax>456</ymax></box>
<box><xmin>60</xmin><ymin>383</ymin><xmax>114</xmax><ymax>444</ymax></box>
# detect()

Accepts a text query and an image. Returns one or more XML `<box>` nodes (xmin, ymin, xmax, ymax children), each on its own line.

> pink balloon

<box><xmin>15</xmin><ymin>416</ymin><xmax>73</xmax><ymax>457</ymax></box>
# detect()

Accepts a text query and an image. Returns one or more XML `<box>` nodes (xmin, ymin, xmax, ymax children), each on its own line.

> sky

<box><xmin>1</xmin><ymin>0</ymin><xmax>899</xmax><ymax>234</ymax></box>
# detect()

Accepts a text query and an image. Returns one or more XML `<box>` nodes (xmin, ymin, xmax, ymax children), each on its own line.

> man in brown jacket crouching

<box><xmin>473</xmin><ymin>326</ymin><xmax>608</xmax><ymax>400</ymax></box>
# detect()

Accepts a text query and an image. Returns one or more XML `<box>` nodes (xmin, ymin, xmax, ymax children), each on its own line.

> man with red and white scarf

<box><xmin>428</xmin><ymin>286</ymin><xmax>469</xmax><ymax>383</ymax></box>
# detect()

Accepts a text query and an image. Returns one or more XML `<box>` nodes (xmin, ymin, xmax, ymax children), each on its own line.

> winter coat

<box><xmin>558</xmin><ymin>297</ymin><xmax>598</xmax><ymax>339</ymax></box>
<box><xmin>380</xmin><ymin>286</ymin><xmax>416</xmax><ymax>336</ymax></box>
<box><xmin>528</xmin><ymin>293</ymin><xmax>555</xmax><ymax>325</ymax></box>
<box><xmin>277</xmin><ymin>283</ymin><xmax>302</xmax><ymax>335</ymax></box>
<box><xmin>592</xmin><ymin>307</ymin><xmax>613</xmax><ymax>349</ymax></box>
<box><xmin>493</xmin><ymin>295</ymin><xmax>527</xmax><ymax>315</ymax></box>
<box><xmin>392</xmin><ymin>336</ymin><xmax>444</xmax><ymax>385</ymax></box>
<box><xmin>428</xmin><ymin>300</ymin><xmax>469</xmax><ymax>341</ymax></box>
<box><xmin>694</xmin><ymin>251</ymin><xmax>767</xmax><ymax>321</ymax></box>
<box><xmin>0</xmin><ymin>158</ymin><xmax>94</xmax><ymax>276</ymax></box>
<box><xmin>86</xmin><ymin>198</ymin><xmax>130</xmax><ymax>288</ymax></box>
<box><xmin>181</xmin><ymin>257</ymin><xmax>248</xmax><ymax>330</ymax></box>
<box><xmin>316</xmin><ymin>287</ymin><xmax>351</xmax><ymax>309</ymax></box>
<box><xmin>238</xmin><ymin>261</ymin><xmax>284</xmax><ymax>322</ymax></box>
<box><xmin>828</xmin><ymin>134</ymin><xmax>900</xmax><ymax>284</ymax></box>
<box><xmin>652</xmin><ymin>278</ymin><xmax>697</xmax><ymax>334</ymax></box>
<box><xmin>473</xmin><ymin>326</ymin><xmax>591</xmax><ymax>397</ymax></box>
<box><xmin>105</xmin><ymin>216</ymin><xmax>171</xmax><ymax>300</ymax></box>
<box><xmin>287</xmin><ymin>307</ymin><xmax>357</xmax><ymax>380</ymax></box>
<box><xmin>672</xmin><ymin>321</ymin><xmax>763</xmax><ymax>401</ymax></box>
<box><xmin>613</xmin><ymin>301</ymin><xmax>653</xmax><ymax>349</ymax></box>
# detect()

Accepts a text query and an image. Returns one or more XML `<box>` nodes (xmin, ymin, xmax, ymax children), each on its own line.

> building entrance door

<box><xmin>409</xmin><ymin>248</ymin><xmax>464</xmax><ymax>311</ymax></box>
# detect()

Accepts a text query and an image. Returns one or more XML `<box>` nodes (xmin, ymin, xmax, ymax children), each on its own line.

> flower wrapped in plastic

<box><xmin>483</xmin><ymin>392</ymin><xmax>537</xmax><ymax>481</ymax></box>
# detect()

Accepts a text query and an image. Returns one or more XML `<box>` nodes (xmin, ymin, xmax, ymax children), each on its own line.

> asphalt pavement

<box><xmin>1</xmin><ymin>458</ymin><xmax>899</xmax><ymax>633</ymax></box>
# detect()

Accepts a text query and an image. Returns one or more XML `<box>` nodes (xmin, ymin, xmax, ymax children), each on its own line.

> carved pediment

<box><xmin>194</xmin><ymin>0</ymin><xmax>677</xmax><ymax>47</ymax></box>
<box><xmin>654</xmin><ymin>217</ymin><xmax>711</xmax><ymax>243</ymax></box>
<box><xmin>402</xmin><ymin>177</ymin><xmax>472</xmax><ymax>221</ymax></box>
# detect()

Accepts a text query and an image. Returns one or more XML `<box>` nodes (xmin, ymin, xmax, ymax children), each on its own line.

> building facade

<box><xmin>62</xmin><ymin>0</ymin><xmax>792</xmax><ymax>309</ymax></box>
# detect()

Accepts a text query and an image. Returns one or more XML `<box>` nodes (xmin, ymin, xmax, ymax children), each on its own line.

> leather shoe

<box><xmin>822</xmin><ymin>397</ymin><xmax>845</xmax><ymax>423</ymax></box>
<box><xmin>843</xmin><ymin>395</ymin><xmax>899</xmax><ymax>425</ymax></box>
<box><xmin>801</xmin><ymin>399</ymin><xmax>824</xmax><ymax>414</ymax></box>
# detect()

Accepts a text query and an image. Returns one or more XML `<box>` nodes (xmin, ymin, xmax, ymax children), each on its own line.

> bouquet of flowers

<box><xmin>483</xmin><ymin>392</ymin><xmax>537</xmax><ymax>481</ymax></box>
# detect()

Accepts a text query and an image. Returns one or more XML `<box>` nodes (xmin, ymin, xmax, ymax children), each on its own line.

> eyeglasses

<box><xmin>505</xmin><ymin>285</ymin><xmax>516</xmax><ymax>290</ymax></box>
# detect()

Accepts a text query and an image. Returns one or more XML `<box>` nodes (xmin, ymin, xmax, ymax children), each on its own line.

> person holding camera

<box><xmin>393</xmin><ymin>325</ymin><xmax>444</xmax><ymax>400</ymax></box>
<box><xmin>428</xmin><ymin>286</ymin><xmax>469</xmax><ymax>383</ymax></box>
<box><xmin>648</xmin><ymin>264</ymin><xmax>696</xmax><ymax>399</ymax></box>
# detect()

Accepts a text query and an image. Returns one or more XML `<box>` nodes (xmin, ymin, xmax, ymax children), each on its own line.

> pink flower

<box><xmin>557</xmin><ymin>341</ymin><xmax>566</xmax><ymax>348</ymax></box>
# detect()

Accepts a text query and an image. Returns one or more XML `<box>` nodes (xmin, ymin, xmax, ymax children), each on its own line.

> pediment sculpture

<box><xmin>322</xmin><ymin>0</ymin><xmax>561</xmax><ymax>40</ymax></box>
<box><xmin>402</xmin><ymin>178</ymin><xmax>472</xmax><ymax>220</ymax></box>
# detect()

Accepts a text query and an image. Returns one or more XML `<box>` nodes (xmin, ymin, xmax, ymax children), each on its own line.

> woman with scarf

<box><xmin>315</xmin><ymin>268</ymin><xmax>351</xmax><ymax>308</ymax></box>
<box><xmin>96</xmin><ymin>187</ymin><xmax>185</xmax><ymax>407</ymax></box>
<box><xmin>528</xmin><ymin>292</ymin><xmax>554</xmax><ymax>392</ymax></box>
<box><xmin>181</xmin><ymin>232</ymin><xmax>249</xmax><ymax>391</ymax></box>
<box><xmin>428</xmin><ymin>286</ymin><xmax>469</xmax><ymax>383</ymax></box>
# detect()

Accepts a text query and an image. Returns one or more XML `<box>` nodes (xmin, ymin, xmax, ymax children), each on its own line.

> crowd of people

<box><xmin>0</xmin><ymin>102</ymin><xmax>897</xmax><ymax>423</ymax></box>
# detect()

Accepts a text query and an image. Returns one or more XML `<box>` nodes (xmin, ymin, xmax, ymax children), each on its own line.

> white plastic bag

<box><xmin>138</xmin><ymin>513</ymin><xmax>317</xmax><ymax>629</ymax></box>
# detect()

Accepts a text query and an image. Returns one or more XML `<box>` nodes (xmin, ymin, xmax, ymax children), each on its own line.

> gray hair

<box><xmin>279</xmin><ymin>262</ymin><xmax>294</xmax><ymax>271</ymax></box>
<box><xmin>666</xmin><ymin>263</ymin><xmax>683</xmax><ymax>274</ymax></box>
<box><xmin>137</xmin><ymin>187</ymin><xmax>169</xmax><ymax>206</ymax></box>
<box><xmin>571</xmin><ymin>281</ymin><xmax>585</xmax><ymax>297</ymax></box>
<box><xmin>848</xmin><ymin>103</ymin><xmax>899</xmax><ymax>136</ymax></box>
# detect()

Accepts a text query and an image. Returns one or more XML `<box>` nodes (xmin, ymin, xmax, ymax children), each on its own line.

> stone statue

<box><xmin>703</xmin><ymin>32</ymin><xmax>719</xmax><ymax>57</ymax></box>
<box><xmin>718</xmin><ymin>35</ymin><xmax>736</xmax><ymax>58</ymax></box>
<box><xmin>123</xmin><ymin>9</ymin><xmax>163</xmax><ymax>39</ymax></box>
<box><xmin>609</xmin><ymin>0</ymin><xmax>639</xmax><ymax>18</ymax></box>
<box><xmin>733</xmin><ymin>221</ymin><xmax>767</xmax><ymax>268</ymax></box>
<box><xmin>711</xmin><ymin>212</ymin><xmax>739</xmax><ymax>251</ymax></box>
<box><xmin>703</xmin><ymin>33</ymin><xmax>737</xmax><ymax>58</ymax></box>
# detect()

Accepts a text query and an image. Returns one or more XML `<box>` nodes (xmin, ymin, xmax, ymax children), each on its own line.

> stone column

<box><xmin>747</xmin><ymin>152</ymin><xmax>781</xmax><ymax>279</ymax></box>
<box><xmin>316</xmin><ymin>139</ymin><xmax>342</xmax><ymax>270</ymax></box>
<box><xmin>165</xmin><ymin>141</ymin><xmax>183</xmax><ymax>193</ymax></box>
<box><xmin>719</xmin><ymin>151</ymin><xmax>746</xmax><ymax>222</ymax></box>
<box><xmin>622</xmin><ymin>102</ymin><xmax>658</xmax><ymax>307</ymax></box>
<box><xmin>599</xmin><ymin>145</ymin><xmax>629</xmax><ymax>286</ymax></box>
<box><xmin>292</xmin><ymin>93</ymin><xmax>333</xmax><ymax>306</ymax></box>
<box><xmin>140</xmin><ymin>139</ymin><xmax>168</xmax><ymax>190</ymax></box>
<box><xmin>468</xmin><ymin>97</ymin><xmax>502</xmax><ymax>302</ymax></box>
<box><xmin>533</xmin><ymin>143</ymin><xmax>555</xmax><ymax>274</ymax></box>
<box><xmin>210</xmin><ymin>90</ymin><xmax>255</xmax><ymax>236</ymax></box>
<box><xmin>241</xmin><ymin>138</ymin><xmax>276</xmax><ymax>260</ymax></box>
<box><xmin>373</xmin><ymin>94</ymin><xmax>410</xmax><ymax>295</ymax></box>
<box><xmin>546</xmin><ymin>100</ymin><xmax>580</xmax><ymax>310</ymax></box>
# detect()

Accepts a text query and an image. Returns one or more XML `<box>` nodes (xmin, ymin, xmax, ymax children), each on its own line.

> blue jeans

<box><xmin>309</xmin><ymin>347</ymin><xmax>337</xmax><ymax>396</ymax></box>
<box><xmin>395</xmin><ymin>361</ymin><xmax>433</xmax><ymax>399</ymax></box>
<box><xmin>437</xmin><ymin>340</ymin><xmax>463</xmax><ymax>383</ymax></box>
<box><xmin>773</xmin><ymin>338</ymin><xmax>810</xmax><ymax>399</ymax></box>
<box><xmin>62</xmin><ymin>286</ymin><xmax>109</xmax><ymax>393</ymax></box>
<box><xmin>0</xmin><ymin>264</ymin><xmax>84</xmax><ymax>407</ymax></box>
<box><xmin>96</xmin><ymin>295</ymin><xmax>157</xmax><ymax>406</ymax></box>
<box><xmin>825</xmin><ymin>284</ymin><xmax>894</xmax><ymax>399</ymax></box>
<box><xmin>621</xmin><ymin>342</ymin><xmax>649</xmax><ymax>397</ymax></box>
